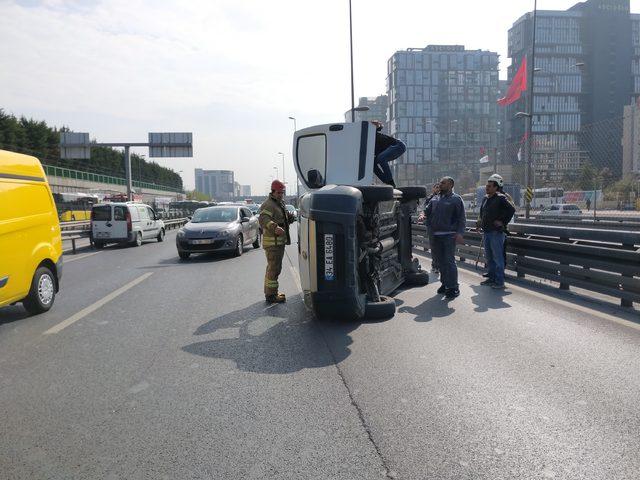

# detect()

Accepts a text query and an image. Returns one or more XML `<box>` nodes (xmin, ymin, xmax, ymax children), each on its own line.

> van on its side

<box><xmin>91</xmin><ymin>202</ymin><xmax>165</xmax><ymax>248</ymax></box>
<box><xmin>0</xmin><ymin>149</ymin><xmax>63</xmax><ymax>314</ymax></box>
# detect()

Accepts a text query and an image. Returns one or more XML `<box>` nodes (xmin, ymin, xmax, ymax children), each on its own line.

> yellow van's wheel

<box><xmin>23</xmin><ymin>267</ymin><xmax>56</xmax><ymax>315</ymax></box>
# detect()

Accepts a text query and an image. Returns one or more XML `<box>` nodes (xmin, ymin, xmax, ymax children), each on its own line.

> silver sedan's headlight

<box><xmin>218</xmin><ymin>230</ymin><xmax>230</xmax><ymax>238</ymax></box>
<box><xmin>177</xmin><ymin>228</ymin><xmax>186</xmax><ymax>238</ymax></box>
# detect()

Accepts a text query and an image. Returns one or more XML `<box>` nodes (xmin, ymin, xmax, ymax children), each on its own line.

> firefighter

<box><xmin>259</xmin><ymin>180</ymin><xmax>294</xmax><ymax>303</ymax></box>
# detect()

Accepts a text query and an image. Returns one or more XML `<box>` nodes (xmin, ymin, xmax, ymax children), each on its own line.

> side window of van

<box><xmin>138</xmin><ymin>206</ymin><xmax>150</xmax><ymax>220</ymax></box>
<box><xmin>113</xmin><ymin>206</ymin><xmax>126</xmax><ymax>221</ymax></box>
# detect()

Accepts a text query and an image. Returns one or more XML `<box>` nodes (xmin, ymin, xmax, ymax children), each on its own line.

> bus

<box><xmin>52</xmin><ymin>192</ymin><xmax>99</xmax><ymax>222</ymax></box>
<box><xmin>530</xmin><ymin>188</ymin><xmax>564</xmax><ymax>209</ymax></box>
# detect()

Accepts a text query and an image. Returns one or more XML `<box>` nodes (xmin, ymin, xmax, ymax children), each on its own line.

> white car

<box><xmin>540</xmin><ymin>203</ymin><xmax>582</xmax><ymax>216</ymax></box>
<box><xmin>91</xmin><ymin>202</ymin><xmax>165</xmax><ymax>248</ymax></box>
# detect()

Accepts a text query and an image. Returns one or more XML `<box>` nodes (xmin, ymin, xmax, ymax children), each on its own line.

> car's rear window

<box><xmin>92</xmin><ymin>205</ymin><xmax>111</xmax><ymax>221</ymax></box>
<box><xmin>114</xmin><ymin>206</ymin><xmax>126</xmax><ymax>220</ymax></box>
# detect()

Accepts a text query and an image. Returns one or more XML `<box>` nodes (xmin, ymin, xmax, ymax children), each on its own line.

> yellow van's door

<box><xmin>0</xmin><ymin>180</ymin><xmax>55</xmax><ymax>303</ymax></box>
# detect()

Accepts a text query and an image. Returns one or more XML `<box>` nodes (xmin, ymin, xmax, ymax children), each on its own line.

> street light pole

<box><xmin>278</xmin><ymin>152</ymin><xmax>285</xmax><ymax>188</ymax></box>
<box><xmin>288</xmin><ymin>116</ymin><xmax>297</xmax><ymax>132</ymax></box>
<box><xmin>349</xmin><ymin>0</ymin><xmax>356</xmax><ymax>123</ymax></box>
<box><xmin>524</xmin><ymin>0</ymin><xmax>538</xmax><ymax>219</ymax></box>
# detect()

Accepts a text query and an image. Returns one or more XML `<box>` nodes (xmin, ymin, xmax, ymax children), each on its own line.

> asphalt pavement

<box><xmin>1</xmin><ymin>229</ymin><xmax>639</xmax><ymax>480</ymax></box>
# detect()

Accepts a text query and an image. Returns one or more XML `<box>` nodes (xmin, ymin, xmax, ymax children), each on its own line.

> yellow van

<box><xmin>0</xmin><ymin>149</ymin><xmax>63</xmax><ymax>314</ymax></box>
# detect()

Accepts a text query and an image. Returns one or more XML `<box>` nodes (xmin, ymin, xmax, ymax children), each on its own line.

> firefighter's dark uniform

<box><xmin>259</xmin><ymin>195</ymin><xmax>293</xmax><ymax>300</ymax></box>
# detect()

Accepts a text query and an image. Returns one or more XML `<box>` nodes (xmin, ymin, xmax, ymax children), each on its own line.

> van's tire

<box><xmin>94</xmin><ymin>242</ymin><xmax>104</xmax><ymax>250</ymax></box>
<box><xmin>132</xmin><ymin>232</ymin><xmax>142</xmax><ymax>247</ymax></box>
<box><xmin>157</xmin><ymin>229</ymin><xmax>165</xmax><ymax>242</ymax></box>
<box><xmin>234</xmin><ymin>234</ymin><xmax>243</xmax><ymax>257</ymax></box>
<box><xmin>364</xmin><ymin>295</ymin><xmax>396</xmax><ymax>320</ymax></box>
<box><xmin>404</xmin><ymin>271</ymin><xmax>430</xmax><ymax>286</ymax></box>
<box><xmin>178</xmin><ymin>250</ymin><xmax>190</xmax><ymax>260</ymax></box>
<box><xmin>398</xmin><ymin>186</ymin><xmax>427</xmax><ymax>201</ymax></box>
<box><xmin>252</xmin><ymin>234</ymin><xmax>260</xmax><ymax>249</ymax></box>
<box><xmin>23</xmin><ymin>266</ymin><xmax>56</xmax><ymax>315</ymax></box>
<box><xmin>357</xmin><ymin>185</ymin><xmax>394</xmax><ymax>203</ymax></box>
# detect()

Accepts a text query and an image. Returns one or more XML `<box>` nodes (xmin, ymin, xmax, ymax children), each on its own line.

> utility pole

<box><xmin>349</xmin><ymin>0</ymin><xmax>355</xmax><ymax>122</ymax></box>
<box><xmin>524</xmin><ymin>0</ymin><xmax>538</xmax><ymax>219</ymax></box>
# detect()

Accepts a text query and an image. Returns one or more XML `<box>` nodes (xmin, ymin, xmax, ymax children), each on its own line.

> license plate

<box><xmin>96</xmin><ymin>232</ymin><xmax>109</xmax><ymax>238</ymax></box>
<box><xmin>324</xmin><ymin>234</ymin><xmax>335</xmax><ymax>281</ymax></box>
<box><xmin>190</xmin><ymin>239</ymin><xmax>214</xmax><ymax>245</ymax></box>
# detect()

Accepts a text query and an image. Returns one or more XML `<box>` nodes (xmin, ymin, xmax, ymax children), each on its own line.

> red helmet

<box><xmin>271</xmin><ymin>179</ymin><xmax>285</xmax><ymax>192</ymax></box>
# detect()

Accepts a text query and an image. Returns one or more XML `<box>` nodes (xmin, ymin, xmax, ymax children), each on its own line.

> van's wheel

<box><xmin>94</xmin><ymin>242</ymin><xmax>104</xmax><ymax>250</ymax></box>
<box><xmin>364</xmin><ymin>296</ymin><xmax>396</xmax><ymax>320</ymax></box>
<box><xmin>23</xmin><ymin>266</ymin><xmax>56</xmax><ymax>315</ymax></box>
<box><xmin>398</xmin><ymin>186</ymin><xmax>427</xmax><ymax>201</ymax></box>
<box><xmin>157</xmin><ymin>229</ymin><xmax>165</xmax><ymax>242</ymax></box>
<box><xmin>234</xmin><ymin>234</ymin><xmax>243</xmax><ymax>257</ymax></box>
<box><xmin>357</xmin><ymin>185</ymin><xmax>394</xmax><ymax>203</ymax></box>
<box><xmin>404</xmin><ymin>271</ymin><xmax>430</xmax><ymax>286</ymax></box>
<box><xmin>252</xmin><ymin>233</ymin><xmax>260</xmax><ymax>249</ymax></box>
<box><xmin>132</xmin><ymin>232</ymin><xmax>142</xmax><ymax>247</ymax></box>
<box><xmin>178</xmin><ymin>250</ymin><xmax>190</xmax><ymax>260</ymax></box>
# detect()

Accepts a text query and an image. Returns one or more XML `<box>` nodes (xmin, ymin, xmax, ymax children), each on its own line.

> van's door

<box><xmin>111</xmin><ymin>205</ymin><xmax>129</xmax><ymax>239</ymax></box>
<box><xmin>91</xmin><ymin>205</ymin><xmax>113</xmax><ymax>241</ymax></box>
<box><xmin>293</xmin><ymin>121</ymin><xmax>376</xmax><ymax>190</ymax></box>
<box><xmin>0</xmin><ymin>181</ymin><xmax>31</xmax><ymax>302</ymax></box>
<box><xmin>144</xmin><ymin>206</ymin><xmax>159</xmax><ymax>238</ymax></box>
<box><xmin>137</xmin><ymin>206</ymin><xmax>153</xmax><ymax>239</ymax></box>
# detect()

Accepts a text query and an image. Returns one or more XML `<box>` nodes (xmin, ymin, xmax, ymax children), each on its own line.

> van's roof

<box><xmin>0</xmin><ymin>149</ymin><xmax>46</xmax><ymax>181</ymax></box>
<box><xmin>93</xmin><ymin>202</ymin><xmax>151</xmax><ymax>207</ymax></box>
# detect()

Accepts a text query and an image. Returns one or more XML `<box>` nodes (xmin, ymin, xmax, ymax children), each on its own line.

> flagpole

<box><xmin>525</xmin><ymin>0</ymin><xmax>537</xmax><ymax>219</ymax></box>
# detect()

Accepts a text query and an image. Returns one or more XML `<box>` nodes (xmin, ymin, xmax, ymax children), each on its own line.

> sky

<box><xmin>2</xmin><ymin>0</ymin><xmax>640</xmax><ymax>195</ymax></box>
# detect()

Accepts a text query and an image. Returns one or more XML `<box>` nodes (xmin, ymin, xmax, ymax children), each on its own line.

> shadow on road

<box><xmin>0</xmin><ymin>305</ymin><xmax>29</xmax><ymax>326</ymax></box>
<box><xmin>182</xmin><ymin>294</ymin><xmax>360</xmax><ymax>374</ymax></box>
<box><xmin>469</xmin><ymin>284</ymin><xmax>512</xmax><ymax>313</ymax></box>
<box><xmin>397</xmin><ymin>294</ymin><xmax>456</xmax><ymax>322</ymax></box>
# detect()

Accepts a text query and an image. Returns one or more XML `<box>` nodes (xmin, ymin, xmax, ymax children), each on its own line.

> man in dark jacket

<box><xmin>372</xmin><ymin>121</ymin><xmax>406</xmax><ymax>187</ymax></box>
<box><xmin>422</xmin><ymin>176</ymin><xmax>466</xmax><ymax>299</ymax></box>
<box><xmin>479</xmin><ymin>174</ymin><xmax>516</xmax><ymax>290</ymax></box>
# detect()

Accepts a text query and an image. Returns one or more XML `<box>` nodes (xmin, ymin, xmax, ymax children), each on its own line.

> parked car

<box><xmin>91</xmin><ymin>202</ymin><xmax>165</xmax><ymax>248</ymax></box>
<box><xmin>0</xmin><ymin>149</ymin><xmax>63</xmax><ymax>314</ymax></box>
<box><xmin>176</xmin><ymin>206</ymin><xmax>260</xmax><ymax>259</ymax></box>
<box><xmin>540</xmin><ymin>203</ymin><xmax>582</xmax><ymax>216</ymax></box>
<box><xmin>285</xmin><ymin>204</ymin><xmax>298</xmax><ymax>220</ymax></box>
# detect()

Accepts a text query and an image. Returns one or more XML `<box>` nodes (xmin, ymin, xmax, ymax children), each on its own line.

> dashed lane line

<box><xmin>43</xmin><ymin>273</ymin><xmax>153</xmax><ymax>335</ymax></box>
<box><xmin>63</xmin><ymin>251</ymin><xmax>101</xmax><ymax>263</ymax></box>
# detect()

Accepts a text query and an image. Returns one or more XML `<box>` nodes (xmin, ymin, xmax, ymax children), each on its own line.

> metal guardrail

<box><xmin>61</xmin><ymin>218</ymin><xmax>188</xmax><ymax>253</ymax></box>
<box><xmin>464</xmin><ymin>214</ymin><xmax>640</xmax><ymax>231</ymax></box>
<box><xmin>412</xmin><ymin>223</ymin><xmax>640</xmax><ymax>308</ymax></box>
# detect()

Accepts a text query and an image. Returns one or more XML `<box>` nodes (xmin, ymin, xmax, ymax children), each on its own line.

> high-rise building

<box><xmin>240</xmin><ymin>185</ymin><xmax>252</xmax><ymax>197</ymax></box>
<box><xmin>194</xmin><ymin>168</ymin><xmax>234</xmax><ymax>201</ymax></box>
<box><xmin>622</xmin><ymin>101</ymin><xmax>640</xmax><ymax>175</ymax></box>
<box><xmin>505</xmin><ymin>0</ymin><xmax>640</xmax><ymax>184</ymax></box>
<box><xmin>344</xmin><ymin>95</ymin><xmax>389</xmax><ymax>132</ymax></box>
<box><xmin>386</xmin><ymin>45</ymin><xmax>500</xmax><ymax>189</ymax></box>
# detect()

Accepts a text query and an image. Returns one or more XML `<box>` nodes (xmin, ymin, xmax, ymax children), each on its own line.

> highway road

<box><xmin>1</xmin><ymin>229</ymin><xmax>640</xmax><ymax>479</ymax></box>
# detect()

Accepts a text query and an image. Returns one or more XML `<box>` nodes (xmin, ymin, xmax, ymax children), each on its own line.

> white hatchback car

<box><xmin>540</xmin><ymin>203</ymin><xmax>583</xmax><ymax>216</ymax></box>
<box><xmin>91</xmin><ymin>202</ymin><xmax>165</xmax><ymax>248</ymax></box>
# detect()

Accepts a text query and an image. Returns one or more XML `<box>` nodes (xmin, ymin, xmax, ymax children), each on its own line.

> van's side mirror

<box><xmin>241</xmin><ymin>217</ymin><xmax>250</xmax><ymax>223</ymax></box>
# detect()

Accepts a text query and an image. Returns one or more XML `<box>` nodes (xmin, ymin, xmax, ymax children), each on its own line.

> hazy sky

<box><xmin>2</xmin><ymin>0</ymin><xmax>639</xmax><ymax>194</ymax></box>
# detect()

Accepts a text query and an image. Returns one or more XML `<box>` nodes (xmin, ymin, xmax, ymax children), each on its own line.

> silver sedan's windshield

<box><xmin>191</xmin><ymin>208</ymin><xmax>237</xmax><ymax>223</ymax></box>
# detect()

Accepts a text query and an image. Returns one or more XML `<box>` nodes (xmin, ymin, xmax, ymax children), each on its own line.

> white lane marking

<box><xmin>285</xmin><ymin>249</ymin><xmax>302</xmax><ymax>292</ymax></box>
<box><xmin>414</xmin><ymin>252</ymin><xmax>640</xmax><ymax>331</ymax></box>
<box><xmin>64</xmin><ymin>251</ymin><xmax>100</xmax><ymax>263</ymax></box>
<box><xmin>43</xmin><ymin>273</ymin><xmax>153</xmax><ymax>335</ymax></box>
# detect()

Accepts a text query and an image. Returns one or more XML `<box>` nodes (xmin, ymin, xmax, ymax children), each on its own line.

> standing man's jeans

<box><xmin>431</xmin><ymin>235</ymin><xmax>458</xmax><ymax>289</ymax></box>
<box><xmin>374</xmin><ymin>142</ymin><xmax>406</xmax><ymax>185</ymax></box>
<box><xmin>483</xmin><ymin>231</ymin><xmax>506</xmax><ymax>286</ymax></box>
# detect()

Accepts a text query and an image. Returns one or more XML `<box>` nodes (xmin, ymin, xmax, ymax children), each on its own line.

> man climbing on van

<box><xmin>259</xmin><ymin>180</ymin><xmax>295</xmax><ymax>303</ymax></box>
<box><xmin>371</xmin><ymin>121</ymin><xmax>406</xmax><ymax>188</ymax></box>
<box><xmin>478</xmin><ymin>174</ymin><xmax>516</xmax><ymax>290</ymax></box>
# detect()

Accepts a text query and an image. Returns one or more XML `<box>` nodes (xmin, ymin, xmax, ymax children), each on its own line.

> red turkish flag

<box><xmin>498</xmin><ymin>56</ymin><xmax>527</xmax><ymax>106</ymax></box>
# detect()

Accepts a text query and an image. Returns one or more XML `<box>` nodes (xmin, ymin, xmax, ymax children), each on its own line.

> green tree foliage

<box><xmin>0</xmin><ymin>109</ymin><xmax>183</xmax><ymax>190</ymax></box>
<box><xmin>186</xmin><ymin>190</ymin><xmax>211</xmax><ymax>201</ymax></box>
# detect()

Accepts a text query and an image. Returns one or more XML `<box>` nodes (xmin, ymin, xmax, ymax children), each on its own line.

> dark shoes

<box><xmin>445</xmin><ymin>288</ymin><xmax>460</xmax><ymax>299</ymax></box>
<box><xmin>265</xmin><ymin>293</ymin><xmax>286</xmax><ymax>303</ymax></box>
<box><xmin>437</xmin><ymin>285</ymin><xmax>446</xmax><ymax>294</ymax></box>
<box><xmin>480</xmin><ymin>279</ymin><xmax>494</xmax><ymax>286</ymax></box>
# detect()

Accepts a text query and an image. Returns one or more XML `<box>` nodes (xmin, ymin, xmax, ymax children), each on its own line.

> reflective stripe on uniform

<box><xmin>261</xmin><ymin>209</ymin><xmax>273</xmax><ymax>217</ymax></box>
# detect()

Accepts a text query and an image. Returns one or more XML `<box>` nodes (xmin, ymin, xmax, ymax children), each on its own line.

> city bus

<box><xmin>52</xmin><ymin>192</ymin><xmax>99</xmax><ymax>222</ymax></box>
<box><xmin>530</xmin><ymin>188</ymin><xmax>564</xmax><ymax>209</ymax></box>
